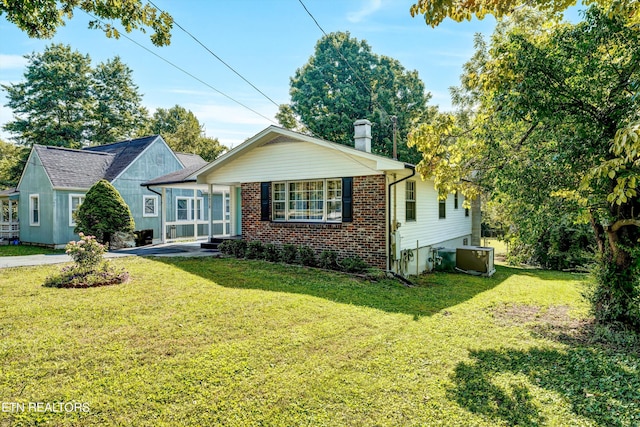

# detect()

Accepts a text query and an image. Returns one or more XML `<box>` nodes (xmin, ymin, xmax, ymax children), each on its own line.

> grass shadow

<box><xmin>448</xmin><ymin>342</ymin><xmax>640</xmax><ymax>426</ymax></box>
<box><xmin>153</xmin><ymin>257</ymin><xmax>537</xmax><ymax>319</ymax></box>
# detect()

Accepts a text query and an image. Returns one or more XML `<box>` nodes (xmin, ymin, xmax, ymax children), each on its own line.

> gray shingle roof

<box><xmin>175</xmin><ymin>152</ymin><xmax>207</xmax><ymax>169</ymax></box>
<box><xmin>34</xmin><ymin>145</ymin><xmax>114</xmax><ymax>189</ymax></box>
<box><xmin>141</xmin><ymin>162</ymin><xmax>207</xmax><ymax>186</ymax></box>
<box><xmin>82</xmin><ymin>135</ymin><xmax>160</xmax><ymax>181</ymax></box>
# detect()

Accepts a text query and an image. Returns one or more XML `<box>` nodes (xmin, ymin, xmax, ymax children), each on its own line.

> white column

<box><xmin>161</xmin><ymin>187</ymin><xmax>167</xmax><ymax>244</ymax></box>
<box><xmin>208</xmin><ymin>184</ymin><xmax>213</xmax><ymax>240</ymax></box>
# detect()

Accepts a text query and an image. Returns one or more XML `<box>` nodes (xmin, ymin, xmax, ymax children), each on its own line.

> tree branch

<box><xmin>609</xmin><ymin>219</ymin><xmax>640</xmax><ymax>232</ymax></box>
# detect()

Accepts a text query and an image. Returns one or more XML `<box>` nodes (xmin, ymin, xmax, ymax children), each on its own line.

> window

<box><xmin>272</xmin><ymin>179</ymin><xmax>342</xmax><ymax>222</ymax></box>
<box><xmin>68</xmin><ymin>194</ymin><xmax>85</xmax><ymax>226</ymax></box>
<box><xmin>1</xmin><ymin>200</ymin><xmax>8</xmax><ymax>223</ymax></box>
<box><xmin>30</xmin><ymin>194</ymin><xmax>40</xmax><ymax>226</ymax></box>
<box><xmin>143</xmin><ymin>195</ymin><xmax>158</xmax><ymax>217</ymax></box>
<box><xmin>405</xmin><ymin>180</ymin><xmax>416</xmax><ymax>221</ymax></box>
<box><xmin>438</xmin><ymin>197</ymin><xmax>446</xmax><ymax>219</ymax></box>
<box><xmin>176</xmin><ymin>197</ymin><xmax>203</xmax><ymax>221</ymax></box>
<box><xmin>454</xmin><ymin>192</ymin><xmax>459</xmax><ymax>209</ymax></box>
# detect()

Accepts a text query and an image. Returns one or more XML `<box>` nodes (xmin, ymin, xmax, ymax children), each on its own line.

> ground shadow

<box><xmin>448</xmin><ymin>343</ymin><xmax>640</xmax><ymax>426</ymax></box>
<box><xmin>150</xmin><ymin>257</ymin><xmax>519</xmax><ymax>319</ymax></box>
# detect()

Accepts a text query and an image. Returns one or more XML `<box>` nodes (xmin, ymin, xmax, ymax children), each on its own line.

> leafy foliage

<box><xmin>2</xmin><ymin>44</ymin><xmax>147</xmax><ymax>148</ymax></box>
<box><xmin>0</xmin><ymin>139</ymin><xmax>28</xmax><ymax>189</ymax></box>
<box><xmin>319</xmin><ymin>250</ymin><xmax>340</xmax><ymax>270</ymax></box>
<box><xmin>245</xmin><ymin>241</ymin><xmax>265</xmax><ymax>260</ymax></box>
<box><xmin>288</xmin><ymin>31</ymin><xmax>432</xmax><ymax>163</ymax></box>
<box><xmin>74</xmin><ymin>180</ymin><xmax>134</xmax><ymax>244</ymax></box>
<box><xmin>297</xmin><ymin>246</ymin><xmax>317</xmax><ymax>267</ymax></box>
<box><xmin>0</xmin><ymin>0</ymin><xmax>173</xmax><ymax>46</ymax></box>
<box><xmin>145</xmin><ymin>105</ymin><xmax>227</xmax><ymax>161</ymax></box>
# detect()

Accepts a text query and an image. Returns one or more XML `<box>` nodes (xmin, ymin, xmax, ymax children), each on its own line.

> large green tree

<box><xmin>0</xmin><ymin>139</ymin><xmax>28</xmax><ymax>189</ymax></box>
<box><xmin>2</xmin><ymin>44</ymin><xmax>147</xmax><ymax>148</ymax></box>
<box><xmin>91</xmin><ymin>56</ymin><xmax>148</xmax><ymax>145</ymax></box>
<box><xmin>410</xmin><ymin>8</ymin><xmax>640</xmax><ymax>329</ymax></box>
<box><xmin>146</xmin><ymin>105</ymin><xmax>227</xmax><ymax>161</ymax></box>
<box><xmin>0</xmin><ymin>0</ymin><xmax>173</xmax><ymax>46</ymax></box>
<box><xmin>286</xmin><ymin>31</ymin><xmax>432</xmax><ymax>164</ymax></box>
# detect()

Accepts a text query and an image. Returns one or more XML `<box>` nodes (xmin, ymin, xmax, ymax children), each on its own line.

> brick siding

<box><xmin>241</xmin><ymin>175</ymin><xmax>387</xmax><ymax>268</ymax></box>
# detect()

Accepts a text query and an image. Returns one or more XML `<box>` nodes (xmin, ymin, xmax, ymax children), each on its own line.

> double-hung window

<box><xmin>30</xmin><ymin>194</ymin><xmax>40</xmax><ymax>226</ymax></box>
<box><xmin>143</xmin><ymin>195</ymin><xmax>158</xmax><ymax>217</ymax></box>
<box><xmin>272</xmin><ymin>179</ymin><xmax>342</xmax><ymax>222</ymax></box>
<box><xmin>405</xmin><ymin>181</ymin><xmax>416</xmax><ymax>221</ymax></box>
<box><xmin>439</xmin><ymin>197</ymin><xmax>446</xmax><ymax>219</ymax></box>
<box><xmin>69</xmin><ymin>194</ymin><xmax>85</xmax><ymax>226</ymax></box>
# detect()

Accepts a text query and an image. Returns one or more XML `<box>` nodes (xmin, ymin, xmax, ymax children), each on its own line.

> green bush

<box><xmin>281</xmin><ymin>244</ymin><xmax>298</xmax><ymax>264</ymax></box>
<box><xmin>340</xmin><ymin>256</ymin><xmax>369</xmax><ymax>273</ymax></box>
<box><xmin>74</xmin><ymin>179</ymin><xmax>134</xmax><ymax>244</ymax></box>
<box><xmin>44</xmin><ymin>235</ymin><xmax>128</xmax><ymax>288</ymax></box>
<box><xmin>319</xmin><ymin>250</ymin><xmax>339</xmax><ymax>270</ymax></box>
<box><xmin>246</xmin><ymin>241</ymin><xmax>264</xmax><ymax>259</ymax></box>
<box><xmin>231</xmin><ymin>240</ymin><xmax>247</xmax><ymax>258</ymax></box>
<box><xmin>217</xmin><ymin>240</ymin><xmax>232</xmax><ymax>255</ymax></box>
<box><xmin>263</xmin><ymin>243</ymin><xmax>281</xmax><ymax>262</ymax></box>
<box><xmin>298</xmin><ymin>246</ymin><xmax>316</xmax><ymax>267</ymax></box>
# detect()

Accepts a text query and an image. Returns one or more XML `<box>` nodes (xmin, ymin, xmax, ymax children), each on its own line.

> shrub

<box><xmin>298</xmin><ymin>246</ymin><xmax>316</xmax><ymax>267</ymax></box>
<box><xmin>74</xmin><ymin>179</ymin><xmax>134</xmax><ymax>244</ymax></box>
<box><xmin>263</xmin><ymin>243</ymin><xmax>281</xmax><ymax>262</ymax></box>
<box><xmin>281</xmin><ymin>244</ymin><xmax>298</xmax><ymax>264</ymax></box>
<box><xmin>246</xmin><ymin>241</ymin><xmax>264</xmax><ymax>259</ymax></box>
<box><xmin>230</xmin><ymin>240</ymin><xmax>247</xmax><ymax>258</ymax></box>
<box><xmin>43</xmin><ymin>234</ymin><xmax>128</xmax><ymax>288</ymax></box>
<box><xmin>217</xmin><ymin>240</ymin><xmax>232</xmax><ymax>255</ymax></box>
<box><xmin>340</xmin><ymin>256</ymin><xmax>369</xmax><ymax>273</ymax></box>
<box><xmin>65</xmin><ymin>233</ymin><xmax>106</xmax><ymax>269</ymax></box>
<box><xmin>319</xmin><ymin>250</ymin><xmax>339</xmax><ymax>270</ymax></box>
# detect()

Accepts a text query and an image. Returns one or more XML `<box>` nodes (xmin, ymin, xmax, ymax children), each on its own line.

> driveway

<box><xmin>0</xmin><ymin>242</ymin><xmax>219</xmax><ymax>268</ymax></box>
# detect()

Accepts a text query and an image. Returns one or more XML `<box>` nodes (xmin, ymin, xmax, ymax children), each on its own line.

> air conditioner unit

<box><xmin>456</xmin><ymin>246</ymin><xmax>495</xmax><ymax>277</ymax></box>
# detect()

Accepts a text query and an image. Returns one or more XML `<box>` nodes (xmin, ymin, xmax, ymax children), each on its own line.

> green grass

<box><xmin>1</xmin><ymin>258</ymin><xmax>638</xmax><ymax>426</ymax></box>
<box><xmin>0</xmin><ymin>245</ymin><xmax>64</xmax><ymax>256</ymax></box>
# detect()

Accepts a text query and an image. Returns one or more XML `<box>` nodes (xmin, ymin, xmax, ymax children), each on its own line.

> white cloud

<box><xmin>0</xmin><ymin>54</ymin><xmax>28</xmax><ymax>70</ymax></box>
<box><xmin>347</xmin><ymin>0</ymin><xmax>383</xmax><ymax>23</ymax></box>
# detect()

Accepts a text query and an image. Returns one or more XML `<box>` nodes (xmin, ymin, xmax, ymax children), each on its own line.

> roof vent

<box><xmin>354</xmin><ymin>119</ymin><xmax>372</xmax><ymax>153</ymax></box>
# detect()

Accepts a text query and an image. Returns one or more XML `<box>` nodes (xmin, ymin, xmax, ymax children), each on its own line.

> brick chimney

<box><xmin>354</xmin><ymin>119</ymin><xmax>372</xmax><ymax>153</ymax></box>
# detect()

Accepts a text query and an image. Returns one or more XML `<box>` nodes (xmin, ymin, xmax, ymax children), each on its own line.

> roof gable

<box><xmin>32</xmin><ymin>145</ymin><xmax>114</xmax><ymax>189</ymax></box>
<box><xmin>82</xmin><ymin>135</ymin><xmax>163</xmax><ymax>181</ymax></box>
<box><xmin>195</xmin><ymin>126</ymin><xmax>408</xmax><ymax>184</ymax></box>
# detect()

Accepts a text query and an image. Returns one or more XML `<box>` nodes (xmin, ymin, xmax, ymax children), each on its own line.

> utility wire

<box><xmin>297</xmin><ymin>0</ymin><xmax>393</xmax><ymax>124</ymax></box>
<box><xmin>148</xmin><ymin>0</ymin><xmax>281</xmax><ymax>108</ymax></box>
<box><xmin>84</xmin><ymin>11</ymin><xmax>278</xmax><ymax>125</ymax></box>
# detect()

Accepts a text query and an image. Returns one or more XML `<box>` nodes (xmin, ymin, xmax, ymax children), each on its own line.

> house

<box><xmin>192</xmin><ymin>120</ymin><xmax>479</xmax><ymax>274</ymax></box>
<box><xmin>0</xmin><ymin>188</ymin><xmax>19</xmax><ymax>243</ymax></box>
<box><xmin>15</xmin><ymin>135</ymin><xmax>214</xmax><ymax>248</ymax></box>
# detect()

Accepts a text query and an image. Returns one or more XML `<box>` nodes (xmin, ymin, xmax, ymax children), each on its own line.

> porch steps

<box><xmin>200</xmin><ymin>236</ymin><xmax>241</xmax><ymax>250</ymax></box>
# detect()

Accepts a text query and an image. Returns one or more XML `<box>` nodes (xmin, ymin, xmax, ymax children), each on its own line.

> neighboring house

<box><xmin>192</xmin><ymin>120</ymin><xmax>477</xmax><ymax>274</ymax></box>
<box><xmin>15</xmin><ymin>135</ymin><xmax>210</xmax><ymax>248</ymax></box>
<box><xmin>0</xmin><ymin>188</ymin><xmax>19</xmax><ymax>242</ymax></box>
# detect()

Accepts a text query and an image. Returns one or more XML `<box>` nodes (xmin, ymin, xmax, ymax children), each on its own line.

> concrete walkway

<box><xmin>0</xmin><ymin>242</ymin><xmax>219</xmax><ymax>268</ymax></box>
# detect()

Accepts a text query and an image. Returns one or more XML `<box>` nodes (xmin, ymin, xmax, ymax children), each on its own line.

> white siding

<box><xmin>393</xmin><ymin>177</ymin><xmax>472</xmax><ymax>250</ymax></box>
<box><xmin>202</xmin><ymin>140</ymin><xmax>383</xmax><ymax>184</ymax></box>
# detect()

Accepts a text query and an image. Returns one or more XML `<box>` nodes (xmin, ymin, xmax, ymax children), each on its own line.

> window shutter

<box><xmin>260</xmin><ymin>182</ymin><xmax>270</xmax><ymax>221</ymax></box>
<box><xmin>342</xmin><ymin>177</ymin><xmax>353</xmax><ymax>223</ymax></box>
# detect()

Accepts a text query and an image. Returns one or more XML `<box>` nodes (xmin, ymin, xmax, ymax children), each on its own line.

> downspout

<box><xmin>387</xmin><ymin>164</ymin><xmax>416</xmax><ymax>272</ymax></box>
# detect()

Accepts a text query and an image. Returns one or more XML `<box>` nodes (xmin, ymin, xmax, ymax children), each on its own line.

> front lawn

<box><xmin>0</xmin><ymin>245</ymin><xmax>64</xmax><ymax>257</ymax></box>
<box><xmin>1</xmin><ymin>258</ymin><xmax>637</xmax><ymax>426</ymax></box>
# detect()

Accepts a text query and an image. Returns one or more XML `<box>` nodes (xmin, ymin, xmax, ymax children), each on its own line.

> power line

<box><xmin>83</xmin><ymin>11</ymin><xmax>278</xmax><ymax>125</ymax></box>
<box><xmin>148</xmin><ymin>0</ymin><xmax>281</xmax><ymax>108</ymax></box>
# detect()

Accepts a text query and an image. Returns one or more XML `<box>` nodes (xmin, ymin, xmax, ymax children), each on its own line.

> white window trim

<box><xmin>405</xmin><ymin>180</ymin><xmax>416</xmax><ymax>222</ymax></box>
<box><xmin>175</xmin><ymin>196</ymin><xmax>204</xmax><ymax>222</ymax></box>
<box><xmin>272</xmin><ymin>179</ymin><xmax>342</xmax><ymax>223</ymax></box>
<box><xmin>143</xmin><ymin>195</ymin><xmax>159</xmax><ymax>217</ymax></box>
<box><xmin>29</xmin><ymin>194</ymin><xmax>40</xmax><ymax>226</ymax></box>
<box><xmin>68</xmin><ymin>194</ymin><xmax>85</xmax><ymax>226</ymax></box>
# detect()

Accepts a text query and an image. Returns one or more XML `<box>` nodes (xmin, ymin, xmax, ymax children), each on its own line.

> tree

<box><xmin>3</xmin><ymin>44</ymin><xmax>94</xmax><ymax>148</ymax></box>
<box><xmin>147</xmin><ymin>105</ymin><xmax>227</xmax><ymax>161</ymax></box>
<box><xmin>74</xmin><ymin>179</ymin><xmax>135</xmax><ymax>245</ymax></box>
<box><xmin>2</xmin><ymin>44</ymin><xmax>148</xmax><ymax>148</ymax></box>
<box><xmin>409</xmin><ymin>0</ymin><xmax>640</xmax><ymax>27</ymax></box>
<box><xmin>0</xmin><ymin>0</ymin><xmax>173</xmax><ymax>46</ymax></box>
<box><xmin>91</xmin><ymin>57</ymin><xmax>148</xmax><ymax>145</ymax></box>
<box><xmin>409</xmin><ymin>7</ymin><xmax>640</xmax><ymax>329</ymax></box>
<box><xmin>0</xmin><ymin>139</ymin><xmax>28</xmax><ymax>189</ymax></box>
<box><xmin>288</xmin><ymin>31</ymin><xmax>432</xmax><ymax>164</ymax></box>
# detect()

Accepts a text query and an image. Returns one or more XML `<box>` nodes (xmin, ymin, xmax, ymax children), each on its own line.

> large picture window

<box><xmin>272</xmin><ymin>179</ymin><xmax>342</xmax><ymax>222</ymax></box>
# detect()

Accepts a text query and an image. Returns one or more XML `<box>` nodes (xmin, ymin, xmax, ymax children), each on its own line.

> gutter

<box><xmin>387</xmin><ymin>163</ymin><xmax>416</xmax><ymax>272</ymax></box>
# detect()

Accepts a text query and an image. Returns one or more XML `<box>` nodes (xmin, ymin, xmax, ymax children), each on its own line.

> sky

<box><xmin>0</xmin><ymin>0</ymin><xmax>498</xmax><ymax>149</ymax></box>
